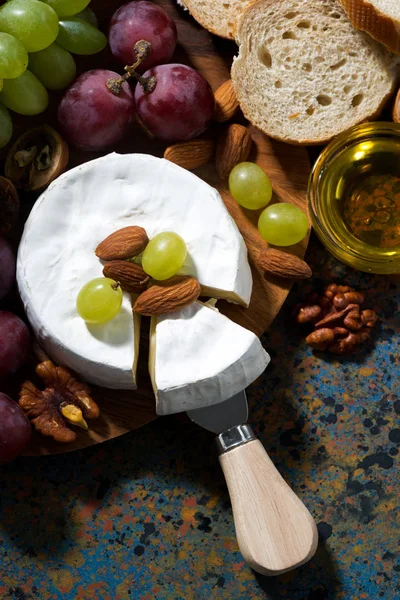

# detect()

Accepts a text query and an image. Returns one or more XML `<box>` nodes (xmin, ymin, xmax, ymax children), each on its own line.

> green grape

<box><xmin>229</xmin><ymin>162</ymin><xmax>273</xmax><ymax>210</ymax></box>
<box><xmin>0</xmin><ymin>0</ymin><xmax>59</xmax><ymax>53</ymax></box>
<box><xmin>75</xmin><ymin>6</ymin><xmax>98</xmax><ymax>27</ymax></box>
<box><xmin>0</xmin><ymin>104</ymin><xmax>13</xmax><ymax>149</ymax></box>
<box><xmin>57</xmin><ymin>18</ymin><xmax>107</xmax><ymax>55</ymax></box>
<box><xmin>0</xmin><ymin>33</ymin><xmax>28</xmax><ymax>79</ymax></box>
<box><xmin>29</xmin><ymin>42</ymin><xmax>76</xmax><ymax>90</ymax></box>
<box><xmin>142</xmin><ymin>232</ymin><xmax>187</xmax><ymax>281</ymax></box>
<box><xmin>41</xmin><ymin>0</ymin><xmax>90</xmax><ymax>18</ymax></box>
<box><xmin>0</xmin><ymin>70</ymin><xmax>48</xmax><ymax>115</ymax></box>
<box><xmin>76</xmin><ymin>277</ymin><xmax>123</xmax><ymax>324</ymax></box>
<box><xmin>258</xmin><ymin>203</ymin><xmax>309</xmax><ymax>246</ymax></box>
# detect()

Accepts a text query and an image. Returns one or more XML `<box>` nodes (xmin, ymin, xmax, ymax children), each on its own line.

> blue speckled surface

<box><xmin>0</xmin><ymin>235</ymin><xmax>399</xmax><ymax>600</ymax></box>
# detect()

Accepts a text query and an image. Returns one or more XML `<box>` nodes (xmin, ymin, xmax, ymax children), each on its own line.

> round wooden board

<box><xmin>1</xmin><ymin>0</ymin><xmax>310</xmax><ymax>455</ymax></box>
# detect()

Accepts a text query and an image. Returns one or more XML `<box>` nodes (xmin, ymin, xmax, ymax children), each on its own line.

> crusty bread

<box><xmin>339</xmin><ymin>0</ymin><xmax>400</xmax><ymax>54</ymax></box>
<box><xmin>178</xmin><ymin>0</ymin><xmax>252</xmax><ymax>39</ymax></box>
<box><xmin>231</xmin><ymin>0</ymin><xmax>400</xmax><ymax>145</ymax></box>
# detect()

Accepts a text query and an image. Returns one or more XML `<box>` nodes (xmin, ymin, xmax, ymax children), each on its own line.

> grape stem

<box><xmin>106</xmin><ymin>40</ymin><xmax>157</xmax><ymax>96</ymax></box>
<box><xmin>111</xmin><ymin>281</ymin><xmax>121</xmax><ymax>291</ymax></box>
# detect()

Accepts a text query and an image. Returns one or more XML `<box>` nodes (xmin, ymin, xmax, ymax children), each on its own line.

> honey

<box><xmin>308</xmin><ymin>123</ymin><xmax>400</xmax><ymax>274</ymax></box>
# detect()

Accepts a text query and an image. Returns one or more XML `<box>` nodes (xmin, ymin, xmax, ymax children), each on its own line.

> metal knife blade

<box><xmin>187</xmin><ymin>391</ymin><xmax>248</xmax><ymax>434</ymax></box>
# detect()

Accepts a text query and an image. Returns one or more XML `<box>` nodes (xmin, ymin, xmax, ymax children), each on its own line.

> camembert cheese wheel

<box><xmin>17</xmin><ymin>153</ymin><xmax>268</xmax><ymax>413</ymax></box>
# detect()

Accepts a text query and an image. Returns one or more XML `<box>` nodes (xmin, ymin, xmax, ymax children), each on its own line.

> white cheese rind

<box><xmin>18</xmin><ymin>243</ymin><xmax>139</xmax><ymax>389</ymax></box>
<box><xmin>150</xmin><ymin>302</ymin><xmax>270</xmax><ymax>415</ymax></box>
<box><xmin>17</xmin><ymin>153</ymin><xmax>252</xmax><ymax>390</ymax></box>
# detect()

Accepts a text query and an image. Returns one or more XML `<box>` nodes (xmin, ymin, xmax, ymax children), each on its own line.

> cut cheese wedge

<box><xmin>150</xmin><ymin>301</ymin><xmax>270</xmax><ymax>415</ymax></box>
<box><xmin>17</xmin><ymin>153</ymin><xmax>252</xmax><ymax>391</ymax></box>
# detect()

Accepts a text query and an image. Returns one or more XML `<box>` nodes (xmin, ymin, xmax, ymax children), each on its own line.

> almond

<box><xmin>96</xmin><ymin>226</ymin><xmax>148</xmax><ymax>261</ymax></box>
<box><xmin>134</xmin><ymin>276</ymin><xmax>201</xmax><ymax>316</ymax></box>
<box><xmin>393</xmin><ymin>89</ymin><xmax>400</xmax><ymax>123</ymax></box>
<box><xmin>214</xmin><ymin>79</ymin><xmax>239</xmax><ymax>123</ymax></box>
<box><xmin>103</xmin><ymin>261</ymin><xmax>150</xmax><ymax>294</ymax></box>
<box><xmin>258</xmin><ymin>248</ymin><xmax>312</xmax><ymax>280</ymax></box>
<box><xmin>164</xmin><ymin>139</ymin><xmax>214</xmax><ymax>171</ymax></box>
<box><xmin>216</xmin><ymin>124</ymin><xmax>252</xmax><ymax>180</ymax></box>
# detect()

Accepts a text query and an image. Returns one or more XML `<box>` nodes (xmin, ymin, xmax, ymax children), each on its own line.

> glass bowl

<box><xmin>308</xmin><ymin>122</ymin><xmax>400</xmax><ymax>274</ymax></box>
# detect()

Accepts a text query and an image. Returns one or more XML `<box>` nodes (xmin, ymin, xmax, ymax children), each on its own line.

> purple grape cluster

<box><xmin>58</xmin><ymin>1</ymin><xmax>215</xmax><ymax>150</ymax></box>
<box><xmin>0</xmin><ymin>393</ymin><xmax>31</xmax><ymax>464</ymax></box>
<box><xmin>0</xmin><ymin>237</ymin><xmax>32</xmax><ymax>463</ymax></box>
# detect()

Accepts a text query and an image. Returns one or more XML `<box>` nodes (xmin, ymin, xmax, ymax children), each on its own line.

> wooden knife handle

<box><xmin>218</xmin><ymin>436</ymin><xmax>318</xmax><ymax>575</ymax></box>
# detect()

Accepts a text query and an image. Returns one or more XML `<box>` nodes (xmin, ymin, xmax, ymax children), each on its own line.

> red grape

<box><xmin>0</xmin><ymin>311</ymin><xmax>30</xmax><ymax>378</ymax></box>
<box><xmin>0</xmin><ymin>236</ymin><xmax>15</xmax><ymax>300</ymax></box>
<box><xmin>109</xmin><ymin>1</ymin><xmax>177</xmax><ymax>73</ymax></box>
<box><xmin>58</xmin><ymin>69</ymin><xmax>135</xmax><ymax>151</ymax></box>
<box><xmin>0</xmin><ymin>393</ymin><xmax>31</xmax><ymax>464</ymax></box>
<box><xmin>134</xmin><ymin>64</ymin><xmax>215</xmax><ymax>142</ymax></box>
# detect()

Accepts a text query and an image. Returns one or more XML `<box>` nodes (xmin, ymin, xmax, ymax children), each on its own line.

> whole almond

<box><xmin>258</xmin><ymin>248</ymin><xmax>312</xmax><ymax>280</ymax></box>
<box><xmin>134</xmin><ymin>276</ymin><xmax>201</xmax><ymax>316</ymax></box>
<box><xmin>221</xmin><ymin>190</ymin><xmax>311</xmax><ymax>279</ymax></box>
<box><xmin>164</xmin><ymin>139</ymin><xmax>214</xmax><ymax>171</ymax></box>
<box><xmin>96</xmin><ymin>226</ymin><xmax>148</xmax><ymax>261</ymax></box>
<box><xmin>214</xmin><ymin>79</ymin><xmax>239</xmax><ymax>123</ymax></box>
<box><xmin>103</xmin><ymin>261</ymin><xmax>150</xmax><ymax>293</ymax></box>
<box><xmin>216</xmin><ymin>124</ymin><xmax>252</xmax><ymax>180</ymax></box>
<box><xmin>393</xmin><ymin>89</ymin><xmax>400</xmax><ymax>123</ymax></box>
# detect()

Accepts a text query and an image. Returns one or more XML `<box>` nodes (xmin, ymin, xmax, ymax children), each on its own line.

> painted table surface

<box><xmin>1</xmin><ymin>0</ymin><xmax>399</xmax><ymax>596</ymax></box>
<box><xmin>0</xmin><ymin>235</ymin><xmax>399</xmax><ymax>600</ymax></box>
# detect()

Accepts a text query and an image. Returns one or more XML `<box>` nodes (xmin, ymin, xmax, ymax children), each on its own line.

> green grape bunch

<box><xmin>0</xmin><ymin>0</ymin><xmax>106</xmax><ymax>149</ymax></box>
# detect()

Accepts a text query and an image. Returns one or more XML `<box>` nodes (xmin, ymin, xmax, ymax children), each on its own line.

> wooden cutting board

<box><xmin>0</xmin><ymin>0</ymin><xmax>310</xmax><ymax>455</ymax></box>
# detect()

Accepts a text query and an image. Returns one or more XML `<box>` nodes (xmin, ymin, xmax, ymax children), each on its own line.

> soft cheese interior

<box><xmin>17</xmin><ymin>153</ymin><xmax>253</xmax><ymax>390</ymax></box>
<box><xmin>150</xmin><ymin>301</ymin><xmax>270</xmax><ymax>415</ymax></box>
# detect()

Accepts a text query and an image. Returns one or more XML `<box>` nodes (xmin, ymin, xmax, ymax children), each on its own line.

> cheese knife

<box><xmin>187</xmin><ymin>391</ymin><xmax>318</xmax><ymax>576</ymax></box>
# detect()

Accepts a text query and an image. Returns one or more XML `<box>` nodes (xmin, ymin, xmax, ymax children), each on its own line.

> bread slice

<box><xmin>231</xmin><ymin>0</ymin><xmax>400</xmax><ymax>145</ymax></box>
<box><xmin>177</xmin><ymin>0</ymin><xmax>252</xmax><ymax>39</ymax></box>
<box><xmin>339</xmin><ymin>1</ymin><xmax>400</xmax><ymax>55</ymax></box>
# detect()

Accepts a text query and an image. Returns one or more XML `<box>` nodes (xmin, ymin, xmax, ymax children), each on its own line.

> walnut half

<box><xmin>19</xmin><ymin>361</ymin><xmax>99</xmax><ymax>443</ymax></box>
<box><xmin>294</xmin><ymin>284</ymin><xmax>378</xmax><ymax>355</ymax></box>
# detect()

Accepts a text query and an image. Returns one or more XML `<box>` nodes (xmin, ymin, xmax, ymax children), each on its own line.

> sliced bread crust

<box><xmin>179</xmin><ymin>0</ymin><xmax>252</xmax><ymax>39</ymax></box>
<box><xmin>231</xmin><ymin>0</ymin><xmax>400</xmax><ymax>145</ymax></box>
<box><xmin>339</xmin><ymin>0</ymin><xmax>400</xmax><ymax>55</ymax></box>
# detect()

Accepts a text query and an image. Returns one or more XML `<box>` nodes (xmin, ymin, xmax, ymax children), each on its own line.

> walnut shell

<box><xmin>5</xmin><ymin>125</ymin><xmax>69</xmax><ymax>192</ymax></box>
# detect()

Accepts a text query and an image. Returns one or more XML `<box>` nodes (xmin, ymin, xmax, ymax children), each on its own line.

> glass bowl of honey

<box><xmin>308</xmin><ymin>122</ymin><xmax>400</xmax><ymax>274</ymax></box>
